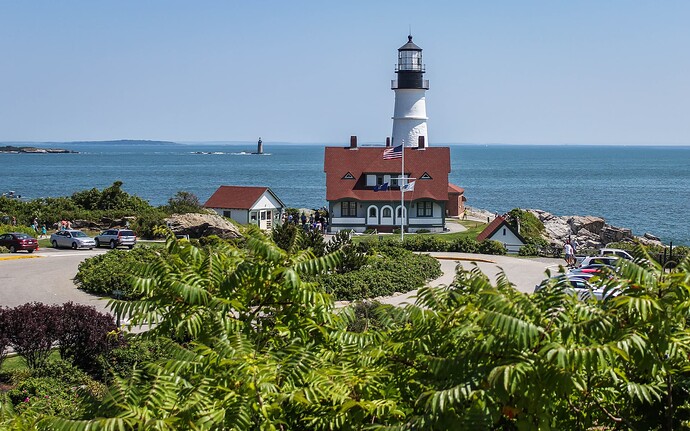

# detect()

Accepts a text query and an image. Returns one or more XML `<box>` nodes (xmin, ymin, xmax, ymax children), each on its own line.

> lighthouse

<box><xmin>391</xmin><ymin>35</ymin><xmax>429</xmax><ymax>147</ymax></box>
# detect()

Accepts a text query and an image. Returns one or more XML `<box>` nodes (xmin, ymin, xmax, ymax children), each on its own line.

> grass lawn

<box><xmin>353</xmin><ymin>220</ymin><xmax>487</xmax><ymax>244</ymax></box>
<box><xmin>1</xmin><ymin>350</ymin><xmax>61</xmax><ymax>373</ymax></box>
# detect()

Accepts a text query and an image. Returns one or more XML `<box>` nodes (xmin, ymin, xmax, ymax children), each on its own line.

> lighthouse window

<box><xmin>341</xmin><ymin>201</ymin><xmax>357</xmax><ymax>217</ymax></box>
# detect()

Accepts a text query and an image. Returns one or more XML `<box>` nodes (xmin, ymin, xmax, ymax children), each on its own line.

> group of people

<box><xmin>285</xmin><ymin>209</ymin><xmax>329</xmax><ymax>233</ymax></box>
<box><xmin>563</xmin><ymin>237</ymin><xmax>580</xmax><ymax>268</ymax></box>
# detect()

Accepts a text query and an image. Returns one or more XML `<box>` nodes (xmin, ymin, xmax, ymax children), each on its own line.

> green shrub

<box><xmin>506</xmin><ymin>208</ymin><xmax>545</xmax><ymax>242</ymax></box>
<box><xmin>402</xmin><ymin>236</ymin><xmax>449</xmax><ymax>252</ymax></box>
<box><xmin>0</xmin><ymin>224</ymin><xmax>36</xmax><ymax>237</ymax></box>
<box><xmin>448</xmin><ymin>237</ymin><xmax>479</xmax><ymax>253</ymax></box>
<box><xmin>74</xmin><ymin>247</ymin><xmax>164</xmax><ymax>298</ymax></box>
<box><xmin>416</xmin><ymin>229</ymin><xmax>431</xmax><ymax>234</ymax></box>
<box><xmin>319</xmin><ymin>245</ymin><xmax>442</xmax><ymax>301</ymax></box>
<box><xmin>130</xmin><ymin>209</ymin><xmax>168</xmax><ymax>239</ymax></box>
<box><xmin>95</xmin><ymin>336</ymin><xmax>166</xmax><ymax>382</ymax></box>
<box><xmin>518</xmin><ymin>243</ymin><xmax>540</xmax><ymax>256</ymax></box>
<box><xmin>478</xmin><ymin>240</ymin><xmax>507</xmax><ymax>255</ymax></box>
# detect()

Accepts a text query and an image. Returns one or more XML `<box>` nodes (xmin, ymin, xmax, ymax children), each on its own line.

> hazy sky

<box><xmin>2</xmin><ymin>1</ymin><xmax>689</xmax><ymax>145</ymax></box>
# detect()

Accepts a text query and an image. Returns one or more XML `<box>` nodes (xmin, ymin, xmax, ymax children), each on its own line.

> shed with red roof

<box><xmin>477</xmin><ymin>215</ymin><xmax>526</xmax><ymax>254</ymax></box>
<box><xmin>204</xmin><ymin>186</ymin><xmax>285</xmax><ymax>230</ymax></box>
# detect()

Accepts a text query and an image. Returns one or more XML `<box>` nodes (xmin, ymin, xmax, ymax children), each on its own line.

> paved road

<box><xmin>377</xmin><ymin>252</ymin><xmax>564</xmax><ymax>307</ymax></box>
<box><xmin>0</xmin><ymin>248</ymin><xmax>112</xmax><ymax>315</ymax></box>
<box><xmin>1</xmin><ymin>248</ymin><xmax>563</xmax><ymax>313</ymax></box>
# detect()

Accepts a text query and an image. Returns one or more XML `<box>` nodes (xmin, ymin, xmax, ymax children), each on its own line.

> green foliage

<box><xmin>74</xmin><ymin>247</ymin><xmax>165</xmax><ymax>298</ymax></box>
<box><xmin>478</xmin><ymin>239</ymin><xmax>507</xmax><ymax>255</ymax></box>
<box><xmin>23</xmin><ymin>235</ymin><xmax>690</xmax><ymax>430</ymax></box>
<box><xmin>94</xmin><ymin>336</ymin><xmax>165</xmax><ymax>382</ymax></box>
<box><xmin>301</xmin><ymin>229</ymin><xmax>326</xmax><ymax>256</ymax></box>
<box><xmin>129</xmin><ymin>208</ymin><xmax>167</xmax><ymax>239</ymax></box>
<box><xmin>318</xmin><ymin>245</ymin><xmax>442</xmax><ymax>300</ymax></box>
<box><xmin>271</xmin><ymin>220</ymin><xmax>301</xmax><ymax>253</ymax></box>
<box><xmin>163</xmin><ymin>190</ymin><xmax>203</xmax><ymax>214</ymax></box>
<box><xmin>506</xmin><ymin>208</ymin><xmax>545</xmax><ymax>242</ymax></box>
<box><xmin>448</xmin><ymin>236</ymin><xmax>479</xmax><ymax>253</ymax></box>
<box><xmin>518</xmin><ymin>243</ymin><xmax>540</xmax><ymax>256</ymax></box>
<box><xmin>0</xmin><ymin>224</ymin><xmax>36</xmax><ymax>237</ymax></box>
<box><xmin>402</xmin><ymin>235</ymin><xmax>450</xmax><ymax>252</ymax></box>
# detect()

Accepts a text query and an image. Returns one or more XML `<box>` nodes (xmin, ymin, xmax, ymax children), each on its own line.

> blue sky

<box><xmin>2</xmin><ymin>1</ymin><xmax>689</xmax><ymax>145</ymax></box>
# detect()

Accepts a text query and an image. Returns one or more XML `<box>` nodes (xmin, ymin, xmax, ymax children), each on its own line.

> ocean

<box><xmin>2</xmin><ymin>142</ymin><xmax>689</xmax><ymax>245</ymax></box>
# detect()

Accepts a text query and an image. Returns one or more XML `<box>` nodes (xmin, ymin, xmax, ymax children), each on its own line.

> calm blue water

<box><xmin>2</xmin><ymin>142</ymin><xmax>688</xmax><ymax>245</ymax></box>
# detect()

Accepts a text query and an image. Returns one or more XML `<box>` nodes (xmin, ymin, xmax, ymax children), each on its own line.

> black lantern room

<box><xmin>394</xmin><ymin>35</ymin><xmax>429</xmax><ymax>90</ymax></box>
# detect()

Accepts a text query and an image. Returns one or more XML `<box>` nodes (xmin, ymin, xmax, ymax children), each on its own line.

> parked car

<box><xmin>50</xmin><ymin>230</ymin><xmax>96</xmax><ymax>249</ymax></box>
<box><xmin>534</xmin><ymin>273</ymin><xmax>614</xmax><ymax>301</ymax></box>
<box><xmin>0</xmin><ymin>232</ymin><xmax>38</xmax><ymax>253</ymax></box>
<box><xmin>599</xmin><ymin>248</ymin><xmax>634</xmax><ymax>260</ymax></box>
<box><xmin>95</xmin><ymin>229</ymin><xmax>137</xmax><ymax>249</ymax></box>
<box><xmin>576</xmin><ymin>255</ymin><xmax>619</xmax><ymax>268</ymax></box>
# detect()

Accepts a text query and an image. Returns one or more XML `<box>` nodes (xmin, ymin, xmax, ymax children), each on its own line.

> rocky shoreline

<box><xmin>466</xmin><ymin>206</ymin><xmax>663</xmax><ymax>249</ymax></box>
<box><xmin>0</xmin><ymin>145</ymin><xmax>77</xmax><ymax>154</ymax></box>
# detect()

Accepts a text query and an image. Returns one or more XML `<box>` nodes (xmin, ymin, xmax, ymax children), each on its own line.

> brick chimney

<box><xmin>386</xmin><ymin>137</ymin><xmax>391</xmax><ymax>147</ymax></box>
<box><xmin>350</xmin><ymin>135</ymin><xmax>357</xmax><ymax>149</ymax></box>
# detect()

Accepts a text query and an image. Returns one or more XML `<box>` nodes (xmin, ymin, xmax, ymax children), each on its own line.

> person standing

<box><xmin>564</xmin><ymin>241</ymin><xmax>574</xmax><ymax>268</ymax></box>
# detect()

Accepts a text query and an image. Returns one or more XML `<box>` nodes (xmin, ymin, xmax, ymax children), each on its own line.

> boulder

<box><xmin>569</xmin><ymin>216</ymin><xmax>605</xmax><ymax>235</ymax></box>
<box><xmin>164</xmin><ymin>213</ymin><xmax>242</xmax><ymax>239</ymax></box>
<box><xmin>71</xmin><ymin>219</ymin><xmax>101</xmax><ymax>230</ymax></box>
<box><xmin>600</xmin><ymin>225</ymin><xmax>634</xmax><ymax>245</ymax></box>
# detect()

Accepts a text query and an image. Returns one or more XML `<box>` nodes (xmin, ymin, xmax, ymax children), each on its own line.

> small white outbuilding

<box><xmin>477</xmin><ymin>215</ymin><xmax>527</xmax><ymax>254</ymax></box>
<box><xmin>203</xmin><ymin>186</ymin><xmax>285</xmax><ymax>230</ymax></box>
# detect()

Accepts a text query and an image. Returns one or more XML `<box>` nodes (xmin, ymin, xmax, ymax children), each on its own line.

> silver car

<box><xmin>95</xmin><ymin>229</ymin><xmax>137</xmax><ymax>249</ymax></box>
<box><xmin>50</xmin><ymin>229</ymin><xmax>96</xmax><ymax>250</ymax></box>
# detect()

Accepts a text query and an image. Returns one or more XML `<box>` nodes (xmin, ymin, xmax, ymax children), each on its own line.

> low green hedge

<box><xmin>74</xmin><ymin>247</ymin><xmax>165</xmax><ymax>298</ymax></box>
<box><xmin>318</xmin><ymin>245</ymin><xmax>442</xmax><ymax>301</ymax></box>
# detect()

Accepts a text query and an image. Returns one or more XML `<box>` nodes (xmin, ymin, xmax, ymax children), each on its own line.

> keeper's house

<box><xmin>204</xmin><ymin>185</ymin><xmax>285</xmax><ymax>231</ymax></box>
<box><xmin>324</xmin><ymin>137</ymin><xmax>464</xmax><ymax>233</ymax></box>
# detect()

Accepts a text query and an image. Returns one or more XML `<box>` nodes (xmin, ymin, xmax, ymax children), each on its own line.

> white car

<box><xmin>50</xmin><ymin>230</ymin><xmax>96</xmax><ymax>250</ymax></box>
<box><xmin>599</xmin><ymin>248</ymin><xmax>633</xmax><ymax>260</ymax></box>
<box><xmin>576</xmin><ymin>255</ymin><xmax>619</xmax><ymax>268</ymax></box>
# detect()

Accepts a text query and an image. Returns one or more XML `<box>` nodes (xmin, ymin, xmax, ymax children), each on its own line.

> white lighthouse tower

<box><xmin>391</xmin><ymin>35</ymin><xmax>429</xmax><ymax>147</ymax></box>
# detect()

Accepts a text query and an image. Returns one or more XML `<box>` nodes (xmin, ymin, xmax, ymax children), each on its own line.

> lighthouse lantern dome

<box><xmin>397</xmin><ymin>35</ymin><xmax>424</xmax><ymax>72</ymax></box>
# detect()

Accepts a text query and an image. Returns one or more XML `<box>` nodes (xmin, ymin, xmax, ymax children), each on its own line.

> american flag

<box><xmin>382</xmin><ymin>145</ymin><xmax>403</xmax><ymax>160</ymax></box>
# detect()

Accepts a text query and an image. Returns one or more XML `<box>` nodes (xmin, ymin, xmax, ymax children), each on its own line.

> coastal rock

<box><xmin>71</xmin><ymin>219</ymin><xmax>101</xmax><ymax>230</ymax></box>
<box><xmin>644</xmin><ymin>233</ymin><xmax>661</xmax><ymax>242</ymax></box>
<box><xmin>600</xmin><ymin>225</ymin><xmax>634</xmax><ymax>244</ymax></box>
<box><xmin>569</xmin><ymin>216</ymin><xmax>605</xmax><ymax>235</ymax></box>
<box><xmin>164</xmin><ymin>212</ymin><xmax>242</xmax><ymax>239</ymax></box>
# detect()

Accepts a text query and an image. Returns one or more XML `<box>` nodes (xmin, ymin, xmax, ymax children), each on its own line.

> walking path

<box><xmin>374</xmin><ymin>252</ymin><xmax>563</xmax><ymax>307</ymax></box>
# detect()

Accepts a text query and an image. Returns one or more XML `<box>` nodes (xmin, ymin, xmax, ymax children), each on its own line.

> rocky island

<box><xmin>0</xmin><ymin>145</ymin><xmax>77</xmax><ymax>154</ymax></box>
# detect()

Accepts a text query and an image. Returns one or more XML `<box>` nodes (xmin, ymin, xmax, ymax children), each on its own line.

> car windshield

<box><xmin>72</xmin><ymin>231</ymin><xmax>88</xmax><ymax>238</ymax></box>
<box><xmin>15</xmin><ymin>234</ymin><xmax>31</xmax><ymax>239</ymax></box>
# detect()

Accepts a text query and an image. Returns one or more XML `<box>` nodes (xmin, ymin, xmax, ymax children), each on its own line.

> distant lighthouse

<box><xmin>256</xmin><ymin>137</ymin><xmax>263</xmax><ymax>154</ymax></box>
<box><xmin>391</xmin><ymin>35</ymin><xmax>429</xmax><ymax>147</ymax></box>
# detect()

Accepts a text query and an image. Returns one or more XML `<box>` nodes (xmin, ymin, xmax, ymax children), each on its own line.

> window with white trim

<box><xmin>341</xmin><ymin>201</ymin><xmax>357</xmax><ymax>217</ymax></box>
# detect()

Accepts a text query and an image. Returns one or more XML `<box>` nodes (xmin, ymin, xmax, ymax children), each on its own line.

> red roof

<box><xmin>204</xmin><ymin>186</ymin><xmax>283</xmax><ymax>210</ymax></box>
<box><xmin>477</xmin><ymin>216</ymin><xmax>506</xmax><ymax>242</ymax></box>
<box><xmin>324</xmin><ymin>146</ymin><xmax>451</xmax><ymax>202</ymax></box>
<box><xmin>448</xmin><ymin>183</ymin><xmax>465</xmax><ymax>194</ymax></box>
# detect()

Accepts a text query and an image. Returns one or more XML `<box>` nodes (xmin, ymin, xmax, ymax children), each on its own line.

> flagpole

<box><xmin>401</xmin><ymin>144</ymin><xmax>404</xmax><ymax>242</ymax></box>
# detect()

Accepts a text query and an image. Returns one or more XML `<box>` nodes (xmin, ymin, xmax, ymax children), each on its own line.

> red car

<box><xmin>0</xmin><ymin>232</ymin><xmax>38</xmax><ymax>253</ymax></box>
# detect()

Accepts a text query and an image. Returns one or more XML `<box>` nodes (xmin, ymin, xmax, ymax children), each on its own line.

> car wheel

<box><xmin>27</xmin><ymin>249</ymin><xmax>34</xmax><ymax>253</ymax></box>
<box><xmin>52</xmin><ymin>240</ymin><xmax>58</xmax><ymax>249</ymax></box>
<box><xmin>72</xmin><ymin>242</ymin><xmax>78</xmax><ymax>250</ymax></box>
<box><xmin>95</xmin><ymin>238</ymin><xmax>101</xmax><ymax>247</ymax></box>
<box><xmin>9</xmin><ymin>245</ymin><xmax>16</xmax><ymax>253</ymax></box>
<box><xmin>128</xmin><ymin>245</ymin><xmax>134</xmax><ymax>249</ymax></box>
<box><xmin>110</xmin><ymin>240</ymin><xmax>116</xmax><ymax>249</ymax></box>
